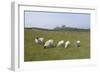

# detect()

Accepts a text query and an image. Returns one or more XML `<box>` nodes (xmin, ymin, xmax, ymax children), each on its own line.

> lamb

<box><xmin>44</xmin><ymin>40</ymin><xmax>54</xmax><ymax>48</ymax></box>
<box><xmin>76</xmin><ymin>40</ymin><xmax>80</xmax><ymax>47</ymax></box>
<box><xmin>57</xmin><ymin>40</ymin><xmax>64</xmax><ymax>47</ymax></box>
<box><xmin>65</xmin><ymin>41</ymin><xmax>70</xmax><ymax>48</ymax></box>
<box><xmin>35</xmin><ymin>37</ymin><xmax>44</xmax><ymax>44</ymax></box>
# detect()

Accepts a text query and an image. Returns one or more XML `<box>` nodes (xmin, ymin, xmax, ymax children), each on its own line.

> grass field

<box><xmin>24</xmin><ymin>28</ymin><xmax>90</xmax><ymax>62</ymax></box>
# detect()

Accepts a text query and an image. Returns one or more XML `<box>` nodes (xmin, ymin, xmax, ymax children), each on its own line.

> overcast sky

<box><xmin>24</xmin><ymin>11</ymin><xmax>90</xmax><ymax>29</ymax></box>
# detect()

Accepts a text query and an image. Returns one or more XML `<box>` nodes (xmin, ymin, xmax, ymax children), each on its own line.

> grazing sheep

<box><xmin>35</xmin><ymin>37</ymin><xmax>44</xmax><ymax>44</ymax></box>
<box><xmin>65</xmin><ymin>41</ymin><xmax>70</xmax><ymax>48</ymax></box>
<box><xmin>57</xmin><ymin>40</ymin><xmax>64</xmax><ymax>47</ymax></box>
<box><xmin>76</xmin><ymin>40</ymin><xmax>80</xmax><ymax>47</ymax></box>
<box><xmin>44</xmin><ymin>40</ymin><xmax>54</xmax><ymax>48</ymax></box>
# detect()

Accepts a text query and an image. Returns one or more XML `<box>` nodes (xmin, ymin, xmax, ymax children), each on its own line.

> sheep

<box><xmin>57</xmin><ymin>40</ymin><xmax>64</xmax><ymax>47</ymax></box>
<box><xmin>76</xmin><ymin>40</ymin><xmax>80</xmax><ymax>47</ymax></box>
<box><xmin>44</xmin><ymin>40</ymin><xmax>54</xmax><ymax>48</ymax></box>
<box><xmin>65</xmin><ymin>41</ymin><xmax>70</xmax><ymax>48</ymax></box>
<box><xmin>35</xmin><ymin>37</ymin><xmax>44</xmax><ymax>44</ymax></box>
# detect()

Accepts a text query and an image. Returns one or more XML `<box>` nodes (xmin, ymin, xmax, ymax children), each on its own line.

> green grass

<box><xmin>24</xmin><ymin>28</ymin><xmax>90</xmax><ymax>62</ymax></box>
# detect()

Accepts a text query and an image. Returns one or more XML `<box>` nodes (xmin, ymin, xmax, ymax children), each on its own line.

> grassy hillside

<box><xmin>24</xmin><ymin>28</ymin><xmax>90</xmax><ymax>62</ymax></box>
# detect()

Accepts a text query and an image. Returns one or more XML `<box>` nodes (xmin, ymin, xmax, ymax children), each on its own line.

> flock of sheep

<box><xmin>35</xmin><ymin>37</ymin><xmax>80</xmax><ymax>48</ymax></box>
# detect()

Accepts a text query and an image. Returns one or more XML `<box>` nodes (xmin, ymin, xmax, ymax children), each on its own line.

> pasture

<box><xmin>24</xmin><ymin>28</ymin><xmax>90</xmax><ymax>61</ymax></box>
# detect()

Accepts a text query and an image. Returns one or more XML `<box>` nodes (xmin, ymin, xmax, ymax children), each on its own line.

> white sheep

<box><xmin>35</xmin><ymin>37</ymin><xmax>44</xmax><ymax>44</ymax></box>
<box><xmin>76</xmin><ymin>40</ymin><xmax>80</xmax><ymax>47</ymax></box>
<box><xmin>44</xmin><ymin>40</ymin><xmax>54</xmax><ymax>48</ymax></box>
<box><xmin>65</xmin><ymin>41</ymin><xmax>70</xmax><ymax>48</ymax></box>
<box><xmin>57</xmin><ymin>40</ymin><xmax>64</xmax><ymax>47</ymax></box>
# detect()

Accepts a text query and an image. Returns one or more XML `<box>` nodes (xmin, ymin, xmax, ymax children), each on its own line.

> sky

<box><xmin>24</xmin><ymin>11</ymin><xmax>90</xmax><ymax>29</ymax></box>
